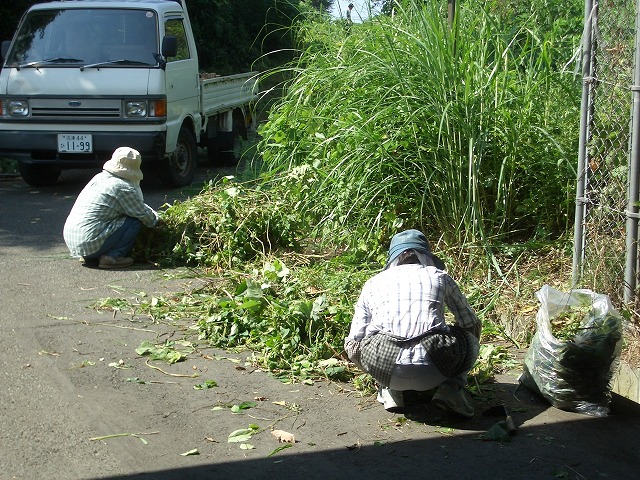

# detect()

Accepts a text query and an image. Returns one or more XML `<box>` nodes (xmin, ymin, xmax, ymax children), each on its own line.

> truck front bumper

<box><xmin>0</xmin><ymin>130</ymin><xmax>166</xmax><ymax>167</ymax></box>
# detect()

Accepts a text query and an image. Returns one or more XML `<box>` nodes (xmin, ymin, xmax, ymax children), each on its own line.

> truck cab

<box><xmin>0</xmin><ymin>0</ymin><xmax>257</xmax><ymax>187</ymax></box>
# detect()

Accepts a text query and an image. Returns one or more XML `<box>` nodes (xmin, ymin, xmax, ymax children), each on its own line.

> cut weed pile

<box><xmin>134</xmin><ymin>175</ymin><xmax>308</xmax><ymax>269</ymax></box>
<box><xmin>550</xmin><ymin>305</ymin><xmax>592</xmax><ymax>341</ymax></box>
<box><xmin>108</xmin><ymin>0</ymin><xmax>640</xmax><ymax>392</ymax></box>
<box><xmin>128</xmin><ymin>175</ymin><xmax>374</xmax><ymax>383</ymax></box>
<box><xmin>93</xmin><ymin>171</ymin><xmax>639</xmax><ymax>413</ymax></box>
<box><xmin>123</xmin><ymin>176</ymin><xmax>586</xmax><ymax>390</ymax></box>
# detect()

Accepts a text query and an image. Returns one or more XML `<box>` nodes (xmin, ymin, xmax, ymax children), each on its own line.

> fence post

<box><xmin>448</xmin><ymin>0</ymin><xmax>456</xmax><ymax>28</ymax></box>
<box><xmin>573</xmin><ymin>0</ymin><xmax>596</xmax><ymax>285</ymax></box>
<box><xmin>624</xmin><ymin>0</ymin><xmax>640</xmax><ymax>302</ymax></box>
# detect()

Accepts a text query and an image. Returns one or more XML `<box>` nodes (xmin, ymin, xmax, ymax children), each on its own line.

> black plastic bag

<box><xmin>519</xmin><ymin>285</ymin><xmax>623</xmax><ymax>416</ymax></box>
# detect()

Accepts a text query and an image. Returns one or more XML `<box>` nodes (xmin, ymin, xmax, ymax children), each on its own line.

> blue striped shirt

<box><xmin>63</xmin><ymin>171</ymin><xmax>158</xmax><ymax>257</ymax></box>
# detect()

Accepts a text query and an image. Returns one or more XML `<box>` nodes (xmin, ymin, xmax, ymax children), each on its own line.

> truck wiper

<box><xmin>17</xmin><ymin>57</ymin><xmax>84</xmax><ymax>69</ymax></box>
<box><xmin>81</xmin><ymin>59</ymin><xmax>150</xmax><ymax>71</ymax></box>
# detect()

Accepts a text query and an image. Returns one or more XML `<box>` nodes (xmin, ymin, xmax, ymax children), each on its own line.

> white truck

<box><xmin>0</xmin><ymin>0</ymin><xmax>258</xmax><ymax>187</ymax></box>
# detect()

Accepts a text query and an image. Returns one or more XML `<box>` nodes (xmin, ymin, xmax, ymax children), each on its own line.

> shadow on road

<box><xmin>93</xmin><ymin>390</ymin><xmax>640</xmax><ymax>480</ymax></box>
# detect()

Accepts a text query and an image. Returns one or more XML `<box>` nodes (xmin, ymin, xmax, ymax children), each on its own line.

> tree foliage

<box><xmin>188</xmin><ymin>0</ymin><xmax>302</xmax><ymax>73</ymax></box>
<box><xmin>0</xmin><ymin>0</ymin><xmax>33</xmax><ymax>43</ymax></box>
<box><xmin>0</xmin><ymin>0</ymin><xmax>321</xmax><ymax>73</ymax></box>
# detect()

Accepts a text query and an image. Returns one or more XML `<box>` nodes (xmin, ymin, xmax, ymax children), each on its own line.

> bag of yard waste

<box><xmin>519</xmin><ymin>285</ymin><xmax>623</xmax><ymax>416</ymax></box>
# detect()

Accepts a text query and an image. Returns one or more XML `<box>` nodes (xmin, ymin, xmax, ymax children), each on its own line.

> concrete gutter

<box><xmin>612</xmin><ymin>360</ymin><xmax>640</xmax><ymax>403</ymax></box>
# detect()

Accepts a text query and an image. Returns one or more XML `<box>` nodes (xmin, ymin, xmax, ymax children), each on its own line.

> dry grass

<box><xmin>621</xmin><ymin>328</ymin><xmax>640</xmax><ymax>368</ymax></box>
<box><xmin>620</xmin><ymin>302</ymin><xmax>640</xmax><ymax>369</ymax></box>
<box><xmin>446</xmin><ymin>242</ymin><xmax>573</xmax><ymax>346</ymax></box>
<box><xmin>463</xmin><ymin>242</ymin><xmax>640</xmax><ymax>369</ymax></box>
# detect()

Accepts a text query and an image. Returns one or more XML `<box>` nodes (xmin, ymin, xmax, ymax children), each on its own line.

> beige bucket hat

<box><xmin>103</xmin><ymin>146</ymin><xmax>143</xmax><ymax>182</ymax></box>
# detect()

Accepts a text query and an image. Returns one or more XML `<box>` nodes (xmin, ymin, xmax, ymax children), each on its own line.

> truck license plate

<box><xmin>58</xmin><ymin>134</ymin><xmax>93</xmax><ymax>153</ymax></box>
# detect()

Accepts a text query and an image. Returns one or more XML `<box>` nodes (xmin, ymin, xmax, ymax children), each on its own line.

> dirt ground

<box><xmin>1</xmin><ymin>162</ymin><xmax>640</xmax><ymax>480</ymax></box>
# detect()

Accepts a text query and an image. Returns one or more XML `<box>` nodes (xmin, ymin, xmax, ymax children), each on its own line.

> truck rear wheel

<box><xmin>207</xmin><ymin>107</ymin><xmax>249</xmax><ymax>167</ymax></box>
<box><xmin>161</xmin><ymin>127</ymin><xmax>197</xmax><ymax>187</ymax></box>
<box><xmin>207</xmin><ymin>130</ymin><xmax>239</xmax><ymax>167</ymax></box>
<box><xmin>18</xmin><ymin>163</ymin><xmax>61</xmax><ymax>187</ymax></box>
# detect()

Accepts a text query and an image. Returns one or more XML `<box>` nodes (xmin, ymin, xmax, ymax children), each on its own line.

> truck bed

<box><xmin>200</xmin><ymin>71</ymin><xmax>258</xmax><ymax>117</ymax></box>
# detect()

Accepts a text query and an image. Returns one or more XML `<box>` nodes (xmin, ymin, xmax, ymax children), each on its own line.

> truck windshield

<box><xmin>5</xmin><ymin>8</ymin><xmax>159</xmax><ymax>68</ymax></box>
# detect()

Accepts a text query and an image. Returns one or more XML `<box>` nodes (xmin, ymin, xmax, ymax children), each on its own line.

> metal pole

<box><xmin>572</xmin><ymin>0</ymin><xmax>596</xmax><ymax>285</ymax></box>
<box><xmin>624</xmin><ymin>0</ymin><xmax>640</xmax><ymax>302</ymax></box>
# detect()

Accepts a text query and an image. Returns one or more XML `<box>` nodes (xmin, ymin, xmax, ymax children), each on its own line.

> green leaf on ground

<box><xmin>267</xmin><ymin>444</ymin><xmax>292</xmax><ymax>457</ymax></box>
<box><xmin>230</xmin><ymin>401</ymin><xmax>257</xmax><ymax>413</ymax></box>
<box><xmin>477</xmin><ymin>422</ymin><xmax>511</xmax><ymax>442</ymax></box>
<box><xmin>228</xmin><ymin>425</ymin><xmax>259</xmax><ymax>443</ymax></box>
<box><xmin>135</xmin><ymin>340</ymin><xmax>186</xmax><ymax>364</ymax></box>
<box><xmin>194</xmin><ymin>380</ymin><xmax>218</xmax><ymax>390</ymax></box>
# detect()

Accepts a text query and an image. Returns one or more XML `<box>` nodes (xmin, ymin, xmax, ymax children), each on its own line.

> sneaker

<box><xmin>431</xmin><ymin>383</ymin><xmax>474</xmax><ymax>418</ymax></box>
<box><xmin>377</xmin><ymin>387</ymin><xmax>404</xmax><ymax>412</ymax></box>
<box><xmin>79</xmin><ymin>256</ymin><xmax>99</xmax><ymax>267</ymax></box>
<box><xmin>98</xmin><ymin>255</ymin><xmax>134</xmax><ymax>269</ymax></box>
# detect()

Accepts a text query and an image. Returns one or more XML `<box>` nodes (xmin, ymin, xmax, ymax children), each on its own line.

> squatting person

<box><xmin>63</xmin><ymin>146</ymin><xmax>159</xmax><ymax>269</ymax></box>
<box><xmin>344</xmin><ymin>229</ymin><xmax>481</xmax><ymax>416</ymax></box>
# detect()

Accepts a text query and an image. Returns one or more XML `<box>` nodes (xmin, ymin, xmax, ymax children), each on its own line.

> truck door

<box><xmin>163</xmin><ymin>15</ymin><xmax>199</xmax><ymax>152</ymax></box>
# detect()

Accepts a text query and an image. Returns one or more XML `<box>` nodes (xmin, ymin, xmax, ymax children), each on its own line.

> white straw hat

<box><xmin>103</xmin><ymin>147</ymin><xmax>143</xmax><ymax>182</ymax></box>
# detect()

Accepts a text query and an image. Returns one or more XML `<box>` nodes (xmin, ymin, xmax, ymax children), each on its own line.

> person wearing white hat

<box><xmin>63</xmin><ymin>147</ymin><xmax>159</xmax><ymax>269</ymax></box>
<box><xmin>344</xmin><ymin>229</ymin><xmax>481</xmax><ymax>416</ymax></box>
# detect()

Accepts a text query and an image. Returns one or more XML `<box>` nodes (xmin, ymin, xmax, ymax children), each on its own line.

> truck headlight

<box><xmin>125</xmin><ymin>101</ymin><xmax>147</xmax><ymax>117</ymax></box>
<box><xmin>7</xmin><ymin>100</ymin><xmax>30</xmax><ymax>117</ymax></box>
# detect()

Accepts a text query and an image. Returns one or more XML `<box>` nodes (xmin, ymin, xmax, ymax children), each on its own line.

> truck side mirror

<box><xmin>162</xmin><ymin>36</ymin><xmax>178</xmax><ymax>58</ymax></box>
<box><xmin>1</xmin><ymin>40</ymin><xmax>11</xmax><ymax>62</ymax></box>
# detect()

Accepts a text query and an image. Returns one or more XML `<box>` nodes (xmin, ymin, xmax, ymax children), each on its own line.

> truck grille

<box><xmin>30</xmin><ymin>98</ymin><xmax>121</xmax><ymax>120</ymax></box>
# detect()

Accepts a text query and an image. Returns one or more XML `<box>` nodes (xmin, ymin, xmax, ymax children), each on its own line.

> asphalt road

<box><xmin>1</xmin><ymin>162</ymin><xmax>640</xmax><ymax>480</ymax></box>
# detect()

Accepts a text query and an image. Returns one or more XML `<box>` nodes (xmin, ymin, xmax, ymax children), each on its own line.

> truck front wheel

<box><xmin>161</xmin><ymin>127</ymin><xmax>197</xmax><ymax>187</ymax></box>
<box><xmin>18</xmin><ymin>163</ymin><xmax>61</xmax><ymax>187</ymax></box>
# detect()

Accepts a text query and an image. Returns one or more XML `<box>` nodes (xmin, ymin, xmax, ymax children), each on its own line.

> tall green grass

<box><xmin>129</xmin><ymin>0</ymin><xmax>586</xmax><ymax>377</ymax></box>
<box><xmin>257</xmin><ymin>0</ymin><xmax>581</xmax><ymax>259</ymax></box>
